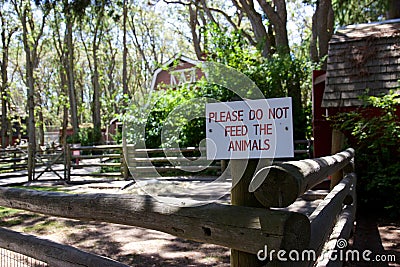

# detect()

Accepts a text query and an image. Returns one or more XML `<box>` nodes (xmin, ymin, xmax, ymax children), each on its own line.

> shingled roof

<box><xmin>322</xmin><ymin>19</ymin><xmax>400</xmax><ymax>107</ymax></box>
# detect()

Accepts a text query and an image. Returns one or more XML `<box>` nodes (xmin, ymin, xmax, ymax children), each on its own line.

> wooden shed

<box><xmin>313</xmin><ymin>19</ymin><xmax>400</xmax><ymax>157</ymax></box>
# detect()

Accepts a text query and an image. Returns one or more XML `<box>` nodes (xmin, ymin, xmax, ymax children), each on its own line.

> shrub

<box><xmin>331</xmin><ymin>91</ymin><xmax>400</xmax><ymax>218</ymax></box>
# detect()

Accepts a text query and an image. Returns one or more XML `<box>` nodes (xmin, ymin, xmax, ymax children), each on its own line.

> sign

<box><xmin>206</xmin><ymin>97</ymin><xmax>293</xmax><ymax>159</ymax></box>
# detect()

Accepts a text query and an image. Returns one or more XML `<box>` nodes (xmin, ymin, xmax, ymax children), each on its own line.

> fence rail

<box><xmin>0</xmin><ymin>227</ymin><xmax>127</xmax><ymax>267</ymax></box>
<box><xmin>0</xmin><ymin>148</ymin><xmax>356</xmax><ymax>267</ymax></box>
<box><xmin>0</xmin><ymin>247</ymin><xmax>47</xmax><ymax>267</ymax></box>
<box><xmin>0</xmin><ymin>147</ymin><xmax>64</xmax><ymax>180</ymax></box>
<box><xmin>1</xmin><ymin>140</ymin><xmax>312</xmax><ymax>181</ymax></box>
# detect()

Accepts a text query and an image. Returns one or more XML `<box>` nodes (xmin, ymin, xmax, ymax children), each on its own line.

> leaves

<box><xmin>331</xmin><ymin>91</ymin><xmax>400</xmax><ymax>218</ymax></box>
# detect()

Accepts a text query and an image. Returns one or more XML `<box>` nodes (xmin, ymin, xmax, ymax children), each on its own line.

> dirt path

<box><xmin>1</xmin><ymin>210</ymin><xmax>230</xmax><ymax>266</ymax></box>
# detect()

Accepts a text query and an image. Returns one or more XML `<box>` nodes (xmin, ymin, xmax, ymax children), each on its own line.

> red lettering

<box><xmin>209</xmin><ymin>110</ymin><xmax>245</xmax><ymax>123</ymax></box>
<box><xmin>224</xmin><ymin>125</ymin><xmax>248</xmax><ymax>137</ymax></box>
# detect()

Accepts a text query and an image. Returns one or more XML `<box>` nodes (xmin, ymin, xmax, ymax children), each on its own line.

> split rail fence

<box><xmin>0</xmin><ymin>148</ymin><xmax>355</xmax><ymax>267</ymax></box>
<box><xmin>0</xmin><ymin>140</ymin><xmax>312</xmax><ymax>182</ymax></box>
<box><xmin>0</xmin><ymin>147</ymin><xmax>64</xmax><ymax>180</ymax></box>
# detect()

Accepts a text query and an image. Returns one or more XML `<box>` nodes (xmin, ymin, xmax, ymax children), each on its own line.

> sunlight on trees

<box><xmin>0</xmin><ymin>0</ymin><xmax>395</xmax><ymax>150</ymax></box>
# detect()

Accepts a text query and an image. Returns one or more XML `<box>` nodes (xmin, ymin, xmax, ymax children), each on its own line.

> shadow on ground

<box><xmin>345</xmin><ymin>211</ymin><xmax>400</xmax><ymax>267</ymax></box>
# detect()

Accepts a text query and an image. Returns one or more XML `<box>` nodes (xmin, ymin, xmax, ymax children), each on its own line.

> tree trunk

<box><xmin>188</xmin><ymin>4</ymin><xmax>203</xmax><ymax>60</ymax></box>
<box><xmin>38</xmin><ymin>105</ymin><xmax>45</xmax><ymax>147</ymax></box>
<box><xmin>1</xmin><ymin>36</ymin><xmax>8</xmax><ymax>148</ymax></box>
<box><xmin>310</xmin><ymin>0</ymin><xmax>334</xmax><ymax>68</ymax></box>
<box><xmin>92</xmin><ymin>47</ymin><xmax>102</xmax><ymax>144</ymax></box>
<box><xmin>310</xmin><ymin>11</ymin><xmax>319</xmax><ymax>62</ymax></box>
<box><xmin>0</xmin><ymin>11</ymin><xmax>13</xmax><ymax>148</ymax></box>
<box><xmin>388</xmin><ymin>0</ymin><xmax>400</xmax><ymax>18</ymax></box>
<box><xmin>60</xmin><ymin>70</ymin><xmax>69</xmax><ymax>147</ymax></box>
<box><xmin>0</xmin><ymin>90</ymin><xmax>7</xmax><ymax>148</ymax></box>
<box><xmin>257</xmin><ymin>0</ymin><xmax>290</xmax><ymax>54</ymax></box>
<box><xmin>20</xmin><ymin>7</ymin><xmax>36</xmax><ymax>181</ymax></box>
<box><xmin>238</xmin><ymin>0</ymin><xmax>272</xmax><ymax>57</ymax></box>
<box><xmin>122</xmin><ymin>0</ymin><xmax>128</xmax><ymax>97</ymax></box>
<box><xmin>66</xmin><ymin>16</ymin><xmax>79</xmax><ymax>141</ymax></box>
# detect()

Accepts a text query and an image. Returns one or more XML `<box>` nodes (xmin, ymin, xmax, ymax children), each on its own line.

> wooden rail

<box><xmin>308</xmin><ymin>173</ymin><xmax>356</xmax><ymax>258</ymax></box>
<box><xmin>67</xmin><ymin>145</ymin><xmax>223</xmax><ymax>180</ymax></box>
<box><xmin>0</xmin><ymin>147</ymin><xmax>356</xmax><ymax>267</ymax></box>
<box><xmin>0</xmin><ymin>148</ymin><xmax>64</xmax><ymax>177</ymax></box>
<box><xmin>0</xmin><ymin>227</ymin><xmax>128</xmax><ymax>267</ymax></box>
<box><xmin>0</xmin><ymin>187</ymin><xmax>310</xmax><ymax>255</ymax></box>
<box><xmin>250</xmin><ymin>148</ymin><xmax>355</xmax><ymax>208</ymax></box>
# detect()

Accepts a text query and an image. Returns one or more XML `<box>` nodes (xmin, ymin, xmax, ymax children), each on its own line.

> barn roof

<box><xmin>322</xmin><ymin>19</ymin><xmax>400</xmax><ymax>108</ymax></box>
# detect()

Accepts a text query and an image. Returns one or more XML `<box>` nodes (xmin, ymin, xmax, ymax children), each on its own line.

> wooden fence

<box><xmin>0</xmin><ymin>147</ymin><xmax>64</xmax><ymax>180</ymax></box>
<box><xmin>0</xmin><ymin>140</ymin><xmax>312</xmax><ymax>182</ymax></box>
<box><xmin>0</xmin><ymin>227</ymin><xmax>128</xmax><ymax>267</ymax></box>
<box><xmin>0</xmin><ymin>148</ymin><xmax>356</xmax><ymax>266</ymax></box>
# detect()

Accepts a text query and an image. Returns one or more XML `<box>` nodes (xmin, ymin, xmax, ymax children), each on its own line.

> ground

<box><xmin>0</xmin><ymin>180</ymin><xmax>399</xmax><ymax>266</ymax></box>
<box><xmin>1</xmin><ymin>212</ymin><xmax>230</xmax><ymax>266</ymax></box>
<box><xmin>0</xmin><ymin>181</ymin><xmax>231</xmax><ymax>266</ymax></box>
<box><xmin>345</xmin><ymin>211</ymin><xmax>400</xmax><ymax>267</ymax></box>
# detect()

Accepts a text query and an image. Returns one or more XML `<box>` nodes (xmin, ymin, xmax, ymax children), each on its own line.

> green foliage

<box><xmin>66</xmin><ymin>126</ymin><xmax>101</xmax><ymax>146</ymax></box>
<box><xmin>331</xmin><ymin>91</ymin><xmax>400</xmax><ymax>218</ymax></box>
<box><xmin>123</xmin><ymin>24</ymin><xmax>317</xmax><ymax>149</ymax></box>
<box><xmin>332</xmin><ymin>0</ymin><xmax>388</xmax><ymax>27</ymax></box>
<box><xmin>204</xmin><ymin>23</ymin><xmax>260</xmax><ymax>72</ymax></box>
<box><xmin>205</xmin><ymin>23</ymin><xmax>316</xmax><ymax>139</ymax></box>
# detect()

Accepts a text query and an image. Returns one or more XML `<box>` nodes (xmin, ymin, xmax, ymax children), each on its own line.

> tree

<box><xmin>122</xmin><ymin>0</ymin><xmax>128</xmax><ymax>100</ymax></box>
<box><xmin>388</xmin><ymin>0</ymin><xmax>400</xmax><ymax>18</ymax></box>
<box><xmin>161</xmin><ymin>1</ymin><xmax>306</xmax><ymax>137</ymax></box>
<box><xmin>11</xmin><ymin>0</ymin><xmax>49</xmax><ymax>180</ymax></box>
<box><xmin>310</xmin><ymin>0</ymin><xmax>334</xmax><ymax>68</ymax></box>
<box><xmin>50</xmin><ymin>3</ymin><xmax>72</xmax><ymax>146</ymax></box>
<box><xmin>0</xmin><ymin>4</ymin><xmax>17</xmax><ymax>148</ymax></box>
<box><xmin>80</xmin><ymin>0</ymin><xmax>115</xmax><ymax>144</ymax></box>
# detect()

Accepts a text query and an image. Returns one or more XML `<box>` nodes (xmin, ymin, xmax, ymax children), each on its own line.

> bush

<box><xmin>123</xmin><ymin>24</ymin><xmax>316</xmax><ymax>150</ymax></box>
<box><xmin>140</xmin><ymin>83</ymin><xmax>234</xmax><ymax>149</ymax></box>
<box><xmin>331</xmin><ymin>91</ymin><xmax>400</xmax><ymax>218</ymax></box>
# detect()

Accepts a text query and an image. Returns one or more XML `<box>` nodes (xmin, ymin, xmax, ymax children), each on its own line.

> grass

<box><xmin>0</xmin><ymin>186</ymin><xmax>67</xmax><ymax>231</ymax></box>
<box><xmin>1</xmin><ymin>205</ymin><xmax>64</xmax><ymax>233</ymax></box>
<box><xmin>12</xmin><ymin>185</ymin><xmax>68</xmax><ymax>192</ymax></box>
<box><xmin>23</xmin><ymin>219</ymin><xmax>64</xmax><ymax>233</ymax></box>
<box><xmin>0</xmin><ymin>206</ymin><xmax>39</xmax><ymax>227</ymax></box>
<box><xmin>0</xmin><ymin>206</ymin><xmax>21</xmax><ymax>218</ymax></box>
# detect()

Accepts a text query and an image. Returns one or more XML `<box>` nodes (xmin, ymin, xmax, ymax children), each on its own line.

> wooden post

<box><xmin>121</xmin><ymin>152</ymin><xmax>129</xmax><ymax>180</ymax></box>
<box><xmin>65</xmin><ymin>145</ymin><xmax>71</xmax><ymax>181</ymax></box>
<box><xmin>27</xmin><ymin>142</ymin><xmax>35</xmax><ymax>181</ymax></box>
<box><xmin>230</xmin><ymin>158</ymin><xmax>270</xmax><ymax>267</ymax></box>
<box><xmin>220</xmin><ymin>159</ymin><xmax>227</xmax><ymax>172</ymax></box>
<box><xmin>330</xmin><ymin>129</ymin><xmax>345</xmax><ymax>190</ymax></box>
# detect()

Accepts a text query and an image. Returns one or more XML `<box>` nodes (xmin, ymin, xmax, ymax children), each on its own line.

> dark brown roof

<box><xmin>322</xmin><ymin>20</ymin><xmax>400</xmax><ymax>108</ymax></box>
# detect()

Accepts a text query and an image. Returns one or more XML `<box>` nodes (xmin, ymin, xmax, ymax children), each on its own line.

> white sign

<box><xmin>206</xmin><ymin>97</ymin><xmax>293</xmax><ymax>159</ymax></box>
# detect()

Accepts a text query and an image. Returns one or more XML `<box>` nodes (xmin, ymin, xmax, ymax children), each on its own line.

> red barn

<box><xmin>150</xmin><ymin>55</ymin><xmax>205</xmax><ymax>91</ymax></box>
<box><xmin>313</xmin><ymin>19</ymin><xmax>400</xmax><ymax>157</ymax></box>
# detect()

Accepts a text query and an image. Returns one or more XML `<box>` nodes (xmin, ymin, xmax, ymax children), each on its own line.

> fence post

<box><xmin>64</xmin><ymin>145</ymin><xmax>71</xmax><ymax>181</ymax></box>
<box><xmin>230</xmin><ymin>158</ymin><xmax>270</xmax><ymax>267</ymax></box>
<box><xmin>330</xmin><ymin>129</ymin><xmax>345</xmax><ymax>190</ymax></box>
<box><xmin>13</xmin><ymin>151</ymin><xmax>16</xmax><ymax>172</ymax></box>
<box><xmin>27</xmin><ymin>143</ymin><xmax>35</xmax><ymax>181</ymax></box>
<box><xmin>121</xmin><ymin>151</ymin><xmax>129</xmax><ymax>180</ymax></box>
<box><xmin>220</xmin><ymin>159</ymin><xmax>227</xmax><ymax>173</ymax></box>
